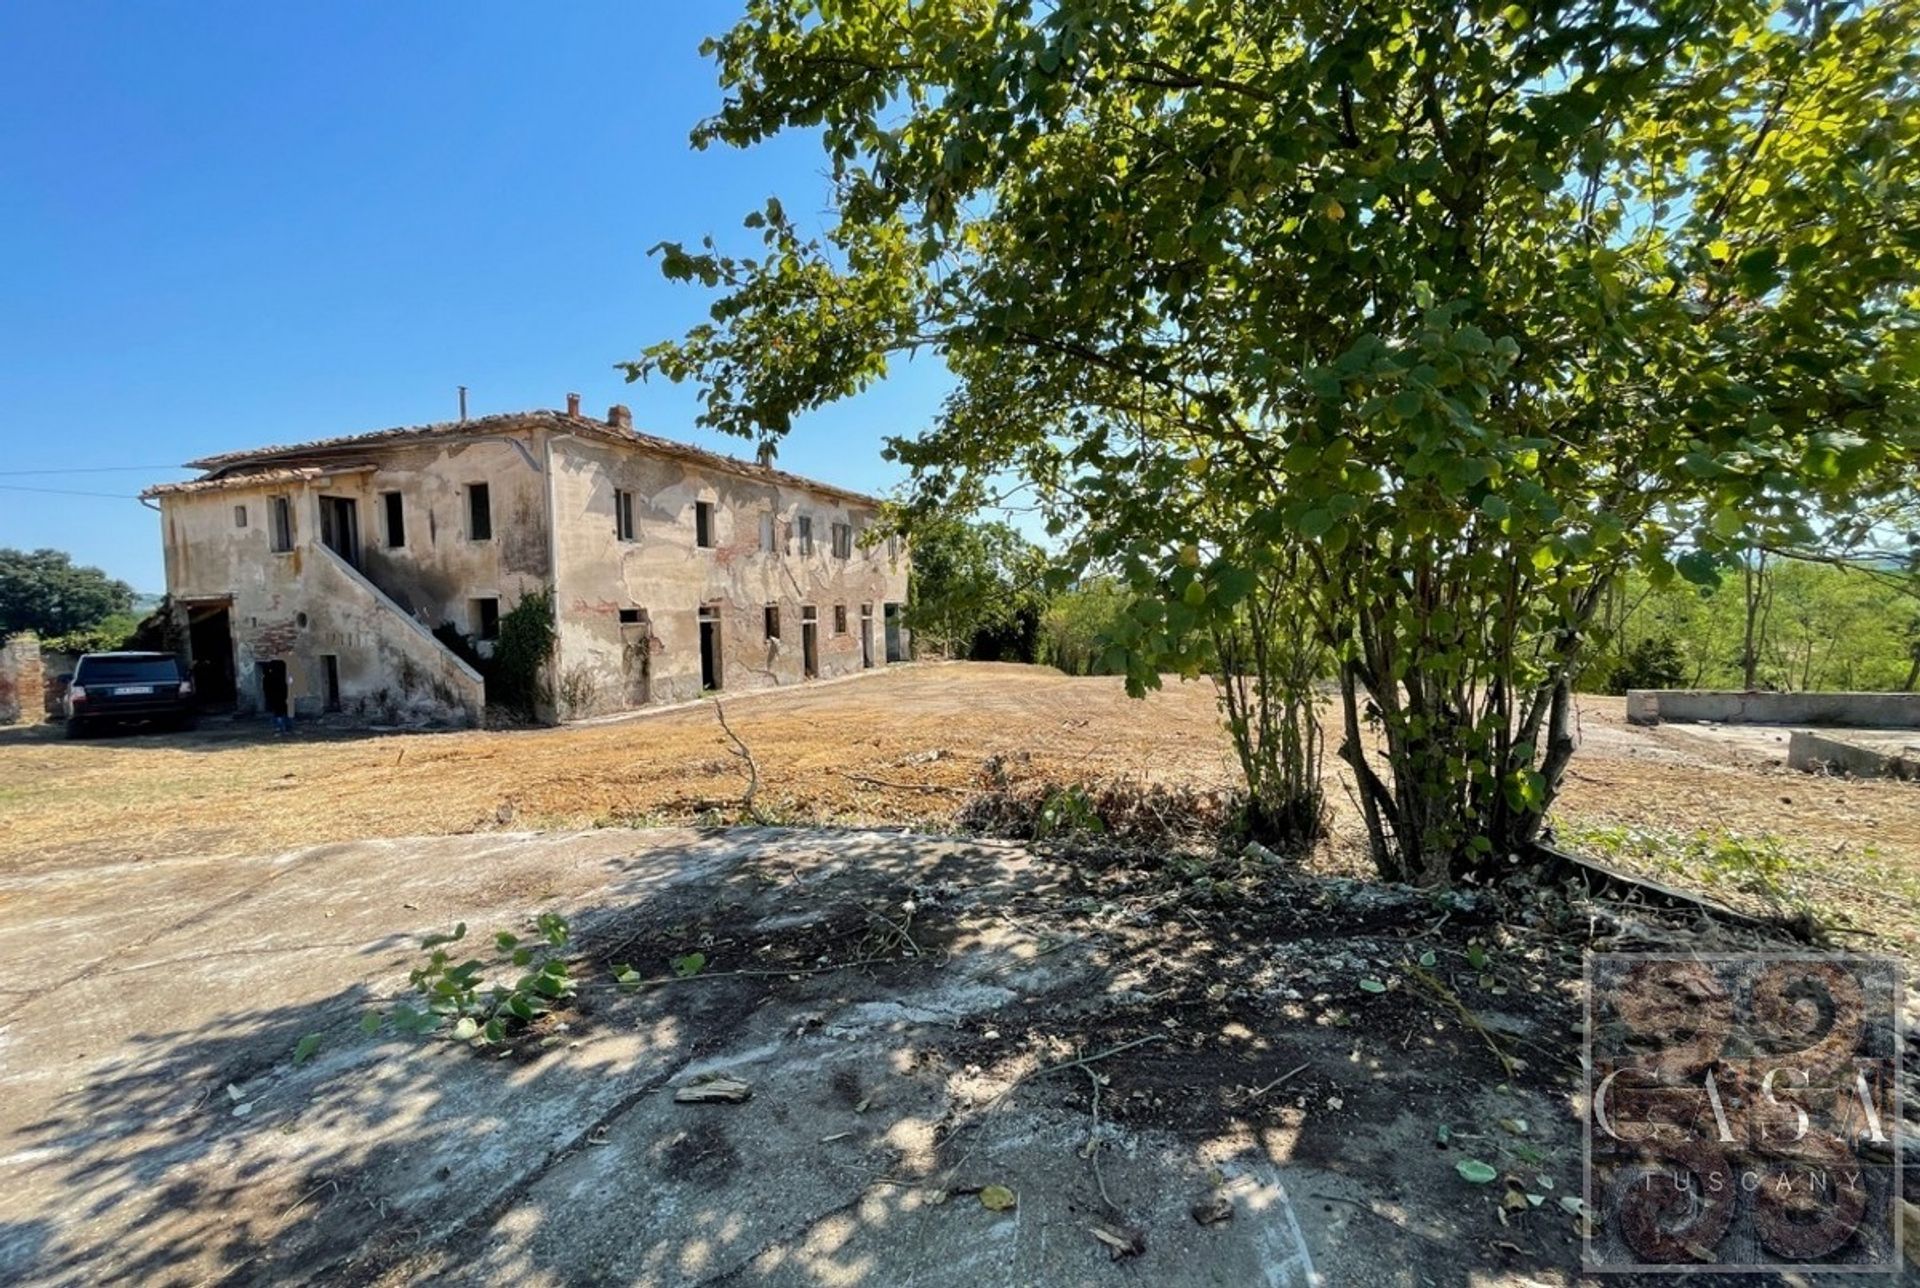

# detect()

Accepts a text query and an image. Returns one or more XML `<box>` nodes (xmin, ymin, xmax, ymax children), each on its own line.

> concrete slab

<box><xmin>0</xmin><ymin>828</ymin><xmax>1577</xmax><ymax>1286</ymax></box>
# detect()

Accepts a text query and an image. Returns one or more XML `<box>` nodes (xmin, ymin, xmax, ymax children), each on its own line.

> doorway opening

<box><xmin>321</xmin><ymin>655</ymin><xmax>342</xmax><ymax>712</ymax></box>
<box><xmin>884</xmin><ymin>602</ymin><xmax>905</xmax><ymax>662</ymax></box>
<box><xmin>186</xmin><ymin>601</ymin><xmax>237</xmax><ymax>708</ymax></box>
<box><xmin>259</xmin><ymin>658</ymin><xmax>290</xmax><ymax>722</ymax></box>
<box><xmin>860</xmin><ymin>604</ymin><xmax>874</xmax><ymax>669</ymax></box>
<box><xmin>318</xmin><ymin>495</ymin><xmax>361</xmax><ymax>568</ymax></box>
<box><xmin>698</xmin><ymin>605</ymin><xmax>723</xmax><ymax>692</ymax></box>
<box><xmin>620</xmin><ymin>608</ymin><xmax>651</xmax><ymax>707</ymax></box>
<box><xmin>801</xmin><ymin>605</ymin><xmax>820</xmax><ymax>679</ymax></box>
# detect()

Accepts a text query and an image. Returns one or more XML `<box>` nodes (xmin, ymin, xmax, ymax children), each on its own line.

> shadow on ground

<box><xmin>1</xmin><ymin>826</ymin><xmax>1605</xmax><ymax>1286</ymax></box>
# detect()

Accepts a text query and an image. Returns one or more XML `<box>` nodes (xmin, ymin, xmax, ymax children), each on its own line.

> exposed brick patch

<box><xmin>0</xmin><ymin>634</ymin><xmax>46</xmax><ymax>725</ymax></box>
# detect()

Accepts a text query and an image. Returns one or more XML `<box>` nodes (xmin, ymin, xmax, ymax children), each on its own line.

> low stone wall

<box><xmin>0</xmin><ymin>634</ymin><xmax>46</xmax><ymax>725</ymax></box>
<box><xmin>1787</xmin><ymin>730</ymin><xmax>1920</xmax><ymax>781</ymax></box>
<box><xmin>1626</xmin><ymin>689</ymin><xmax>1920</xmax><ymax>728</ymax></box>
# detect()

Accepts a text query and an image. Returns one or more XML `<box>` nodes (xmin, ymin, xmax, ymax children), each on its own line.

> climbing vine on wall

<box><xmin>489</xmin><ymin>589</ymin><xmax>556</xmax><ymax>720</ymax></box>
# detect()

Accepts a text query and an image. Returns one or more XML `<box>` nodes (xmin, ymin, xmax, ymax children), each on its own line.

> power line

<box><xmin>0</xmin><ymin>465</ymin><xmax>181</xmax><ymax>476</ymax></box>
<box><xmin>0</xmin><ymin>484</ymin><xmax>143</xmax><ymax>499</ymax></box>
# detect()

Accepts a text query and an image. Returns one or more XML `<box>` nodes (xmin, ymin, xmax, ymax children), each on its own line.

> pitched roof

<box><xmin>143</xmin><ymin>463</ymin><xmax>375</xmax><ymax>498</ymax></box>
<box><xmin>161</xmin><ymin>409</ymin><xmax>886</xmax><ymax>507</ymax></box>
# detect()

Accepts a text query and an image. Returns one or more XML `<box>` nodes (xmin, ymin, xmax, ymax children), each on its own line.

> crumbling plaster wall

<box><xmin>159</xmin><ymin>434</ymin><xmax>543</xmax><ymax>723</ymax></box>
<box><xmin>549</xmin><ymin>436</ymin><xmax>909</xmax><ymax>718</ymax></box>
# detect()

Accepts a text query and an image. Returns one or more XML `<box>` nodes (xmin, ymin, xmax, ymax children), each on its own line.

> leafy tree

<box><xmin>1037</xmin><ymin>577</ymin><xmax>1132</xmax><ymax>676</ymax></box>
<box><xmin>637</xmin><ymin>0</ymin><xmax>1920</xmax><ymax>883</ymax></box>
<box><xmin>0</xmin><ymin>548</ymin><xmax>136</xmax><ymax>639</ymax></box>
<box><xmin>901</xmin><ymin>515</ymin><xmax>1048</xmax><ymax>659</ymax></box>
<box><xmin>1605</xmin><ymin>635</ymin><xmax>1688</xmax><ymax>693</ymax></box>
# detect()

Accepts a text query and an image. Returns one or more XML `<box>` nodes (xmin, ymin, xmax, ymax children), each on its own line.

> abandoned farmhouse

<box><xmin>143</xmin><ymin>398</ymin><xmax>910</xmax><ymax>726</ymax></box>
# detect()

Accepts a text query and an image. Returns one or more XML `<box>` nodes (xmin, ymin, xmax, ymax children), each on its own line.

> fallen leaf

<box><xmin>979</xmin><ymin>1184</ymin><xmax>1017</xmax><ymax>1212</ymax></box>
<box><xmin>1359</xmin><ymin>978</ymin><xmax>1387</xmax><ymax>994</ymax></box>
<box><xmin>1457</xmin><ymin>1159</ymin><xmax>1499</xmax><ymax>1184</ymax></box>
<box><xmin>1191</xmin><ymin>1194</ymin><xmax>1235</xmax><ymax>1226</ymax></box>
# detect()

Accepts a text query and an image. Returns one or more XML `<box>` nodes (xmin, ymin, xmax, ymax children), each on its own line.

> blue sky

<box><xmin>0</xmin><ymin>3</ymin><xmax>951</xmax><ymax>592</ymax></box>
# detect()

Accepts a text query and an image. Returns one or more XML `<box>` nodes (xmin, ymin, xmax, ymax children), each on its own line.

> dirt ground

<box><xmin>1</xmin><ymin>665</ymin><xmax>1914</xmax><ymax>1283</ymax></box>
<box><xmin>2</xmin><ymin>662</ymin><xmax>1916</xmax><ymax>952</ymax></box>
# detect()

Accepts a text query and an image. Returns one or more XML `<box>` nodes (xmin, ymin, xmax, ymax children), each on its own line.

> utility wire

<box><xmin>0</xmin><ymin>465</ymin><xmax>181</xmax><ymax>475</ymax></box>
<box><xmin>0</xmin><ymin>484</ymin><xmax>144</xmax><ymax>499</ymax></box>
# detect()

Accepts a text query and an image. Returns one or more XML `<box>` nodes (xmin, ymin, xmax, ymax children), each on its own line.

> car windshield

<box><xmin>77</xmin><ymin>658</ymin><xmax>179</xmax><ymax>684</ymax></box>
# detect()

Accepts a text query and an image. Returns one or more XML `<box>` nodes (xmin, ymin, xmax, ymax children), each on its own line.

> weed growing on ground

<box><xmin>364</xmin><ymin>912</ymin><xmax>575</xmax><ymax>1045</ymax></box>
<box><xmin>1555</xmin><ymin>820</ymin><xmax>1823</xmax><ymax>921</ymax></box>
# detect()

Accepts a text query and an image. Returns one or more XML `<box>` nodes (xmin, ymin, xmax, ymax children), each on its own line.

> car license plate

<box><xmin>114</xmin><ymin>685</ymin><xmax>155</xmax><ymax>695</ymax></box>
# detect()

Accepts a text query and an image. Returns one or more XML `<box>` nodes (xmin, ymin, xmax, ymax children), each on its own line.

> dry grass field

<box><xmin>3</xmin><ymin>661</ymin><xmax>1915</xmax><ymax>951</ymax></box>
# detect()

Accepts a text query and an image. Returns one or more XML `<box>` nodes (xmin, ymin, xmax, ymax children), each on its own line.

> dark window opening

<box><xmin>468</xmin><ymin>483</ymin><xmax>492</xmax><ymax>541</ymax></box>
<box><xmin>797</xmin><ymin>515</ymin><xmax>814</xmax><ymax>555</ymax></box>
<box><xmin>269</xmin><ymin>496</ymin><xmax>294</xmax><ymax>552</ymax></box>
<box><xmin>473</xmin><ymin>597</ymin><xmax>500</xmax><ymax>641</ymax></box>
<box><xmin>831</xmin><ymin>522</ymin><xmax>853</xmax><ymax>559</ymax></box>
<box><xmin>764</xmin><ymin>603</ymin><xmax>781</xmax><ymax>639</ymax></box>
<box><xmin>695</xmin><ymin>500</ymin><xmax>715</xmax><ymax>548</ymax></box>
<box><xmin>619</xmin><ymin>607</ymin><xmax>644</xmax><ymax>625</ymax></box>
<box><xmin>383</xmin><ymin>491</ymin><xmax>405</xmax><ymax>548</ymax></box>
<box><xmin>615</xmin><ymin>488</ymin><xmax>636</xmax><ymax>541</ymax></box>
<box><xmin>834</xmin><ymin>604</ymin><xmax>848</xmax><ymax>634</ymax></box>
<box><xmin>233</xmin><ymin>504</ymin><xmax>248</xmax><ymax>529</ymax></box>
<box><xmin>321</xmin><ymin>655</ymin><xmax>341</xmax><ymax>712</ymax></box>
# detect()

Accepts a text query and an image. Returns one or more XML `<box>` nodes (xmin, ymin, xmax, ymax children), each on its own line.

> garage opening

<box><xmin>860</xmin><ymin>603</ymin><xmax>874</xmax><ymax>669</ymax></box>
<box><xmin>698</xmin><ymin>605</ymin><xmax>722</xmax><ymax>692</ymax></box>
<box><xmin>801</xmin><ymin>605</ymin><xmax>820</xmax><ymax>679</ymax></box>
<box><xmin>186</xmin><ymin>602</ymin><xmax>237</xmax><ymax>708</ymax></box>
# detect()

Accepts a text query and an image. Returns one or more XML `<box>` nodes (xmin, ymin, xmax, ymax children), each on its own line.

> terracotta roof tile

<box><xmin>169</xmin><ymin>410</ymin><xmax>885</xmax><ymax>507</ymax></box>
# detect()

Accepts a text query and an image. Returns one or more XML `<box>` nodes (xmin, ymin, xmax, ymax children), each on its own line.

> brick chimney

<box><xmin>608</xmin><ymin>404</ymin><xmax>632</xmax><ymax>430</ymax></box>
<box><xmin>566</xmin><ymin>392</ymin><xmax>581</xmax><ymax>417</ymax></box>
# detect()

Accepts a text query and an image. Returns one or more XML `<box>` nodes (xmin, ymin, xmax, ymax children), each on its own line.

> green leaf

<box><xmin>360</xmin><ymin>1011</ymin><xmax>384</xmax><ymax>1036</ymax></box>
<box><xmin>452</xmin><ymin>1017</ymin><xmax>480</xmax><ymax>1041</ymax></box>
<box><xmin>671</xmin><ymin>951</ymin><xmax>708</xmax><ymax>978</ymax></box>
<box><xmin>1359</xmin><ymin>978</ymin><xmax>1388</xmax><ymax>993</ymax></box>
<box><xmin>979</xmin><ymin>1183</ymin><xmax>1017</xmax><ymax>1212</ymax></box>
<box><xmin>1456</xmin><ymin>1159</ymin><xmax>1498</xmax><ymax>1184</ymax></box>
<box><xmin>292</xmin><ymin>1033</ymin><xmax>323</xmax><ymax>1065</ymax></box>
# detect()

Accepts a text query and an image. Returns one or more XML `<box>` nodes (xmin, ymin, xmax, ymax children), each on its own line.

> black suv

<box><xmin>65</xmin><ymin>652</ymin><xmax>196</xmax><ymax>737</ymax></box>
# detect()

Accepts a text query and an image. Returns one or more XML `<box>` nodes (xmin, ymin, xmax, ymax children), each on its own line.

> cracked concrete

<box><xmin>0</xmin><ymin>827</ymin><xmax>1560</xmax><ymax>1286</ymax></box>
